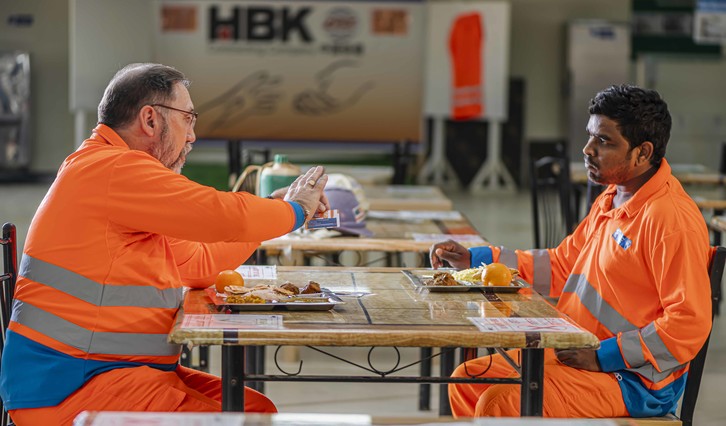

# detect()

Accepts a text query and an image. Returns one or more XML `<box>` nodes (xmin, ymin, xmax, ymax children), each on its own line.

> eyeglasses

<box><xmin>150</xmin><ymin>104</ymin><xmax>198</xmax><ymax>129</ymax></box>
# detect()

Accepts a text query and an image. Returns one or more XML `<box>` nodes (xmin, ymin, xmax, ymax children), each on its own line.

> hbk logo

<box><xmin>209</xmin><ymin>5</ymin><xmax>313</xmax><ymax>43</ymax></box>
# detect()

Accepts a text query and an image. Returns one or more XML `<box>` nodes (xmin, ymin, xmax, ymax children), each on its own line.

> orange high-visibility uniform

<box><xmin>0</xmin><ymin>125</ymin><xmax>303</xmax><ymax>424</ymax></box>
<box><xmin>8</xmin><ymin>366</ymin><xmax>275</xmax><ymax>425</ymax></box>
<box><xmin>454</xmin><ymin>159</ymin><xmax>711</xmax><ymax>417</ymax></box>
<box><xmin>449</xmin><ymin>12</ymin><xmax>484</xmax><ymax>120</ymax></box>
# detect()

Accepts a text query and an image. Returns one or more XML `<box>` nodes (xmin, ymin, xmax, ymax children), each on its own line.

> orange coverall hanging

<box><xmin>449</xmin><ymin>12</ymin><xmax>484</xmax><ymax>120</ymax></box>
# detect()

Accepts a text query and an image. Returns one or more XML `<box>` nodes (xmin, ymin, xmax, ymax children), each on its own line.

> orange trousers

<box><xmin>9</xmin><ymin>365</ymin><xmax>276</xmax><ymax>426</ymax></box>
<box><xmin>449</xmin><ymin>348</ymin><xmax>629</xmax><ymax>418</ymax></box>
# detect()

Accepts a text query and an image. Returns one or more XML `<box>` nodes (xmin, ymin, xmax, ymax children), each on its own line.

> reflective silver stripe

<box><xmin>628</xmin><ymin>362</ymin><xmax>686</xmax><ymax>383</ymax></box>
<box><xmin>529</xmin><ymin>249</ymin><xmax>551</xmax><ymax>295</ymax></box>
<box><xmin>621</xmin><ymin>329</ymin><xmax>646</xmax><ymax>368</ymax></box>
<box><xmin>562</xmin><ymin>274</ymin><xmax>638</xmax><ymax>334</ymax></box>
<box><xmin>561</xmin><ymin>273</ymin><xmax>687</xmax><ymax>383</ymax></box>
<box><xmin>11</xmin><ymin>299</ymin><xmax>181</xmax><ymax>357</ymax></box>
<box><xmin>498</xmin><ymin>247</ymin><xmax>518</xmax><ymax>269</ymax></box>
<box><xmin>641</xmin><ymin>322</ymin><xmax>682</xmax><ymax>371</ymax></box>
<box><xmin>20</xmin><ymin>255</ymin><xmax>182</xmax><ymax>309</ymax></box>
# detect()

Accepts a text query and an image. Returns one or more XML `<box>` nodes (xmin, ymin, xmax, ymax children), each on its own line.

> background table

<box><xmin>259</xmin><ymin>211</ymin><xmax>485</xmax><ymax>266</ymax></box>
<box><xmin>363</xmin><ymin>185</ymin><xmax>454</xmax><ymax>211</ymax></box>
<box><xmin>169</xmin><ymin>267</ymin><xmax>599</xmax><ymax>416</ymax></box>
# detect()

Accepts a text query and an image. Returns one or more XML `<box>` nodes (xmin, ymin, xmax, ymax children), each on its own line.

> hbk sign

<box><xmin>209</xmin><ymin>5</ymin><xmax>313</xmax><ymax>43</ymax></box>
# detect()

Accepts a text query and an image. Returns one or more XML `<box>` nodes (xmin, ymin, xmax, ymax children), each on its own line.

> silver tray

<box><xmin>205</xmin><ymin>288</ymin><xmax>344</xmax><ymax>311</ymax></box>
<box><xmin>402</xmin><ymin>269</ymin><xmax>529</xmax><ymax>293</ymax></box>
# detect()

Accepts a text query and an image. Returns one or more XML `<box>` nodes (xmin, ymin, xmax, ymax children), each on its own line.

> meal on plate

<box><xmin>452</xmin><ymin>264</ymin><xmax>520</xmax><ymax>285</ymax></box>
<box><xmin>452</xmin><ymin>267</ymin><xmax>485</xmax><ymax>282</ymax></box>
<box><xmin>301</xmin><ymin>281</ymin><xmax>321</xmax><ymax>294</ymax></box>
<box><xmin>424</xmin><ymin>271</ymin><xmax>458</xmax><ymax>287</ymax></box>
<box><xmin>223</xmin><ymin>284</ymin><xmax>294</xmax><ymax>302</ymax></box>
<box><xmin>215</xmin><ymin>281</ymin><xmax>327</xmax><ymax>304</ymax></box>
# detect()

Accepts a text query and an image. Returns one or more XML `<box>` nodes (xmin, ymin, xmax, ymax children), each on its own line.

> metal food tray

<box><xmin>205</xmin><ymin>288</ymin><xmax>344</xmax><ymax>311</ymax></box>
<box><xmin>402</xmin><ymin>269</ymin><xmax>528</xmax><ymax>293</ymax></box>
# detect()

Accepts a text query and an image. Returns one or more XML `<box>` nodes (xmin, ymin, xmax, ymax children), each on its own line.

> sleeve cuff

<box><xmin>596</xmin><ymin>337</ymin><xmax>627</xmax><ymax>372</ymax></box>
<box><xmin>469</xmin><ymin>246</ymin><xmax>493</xmax><ymax>268</ymax></box>
<box><xmin>288</xmin><ymin>201</ymin><xmax>305</xmax><ymax>231</ymax></box>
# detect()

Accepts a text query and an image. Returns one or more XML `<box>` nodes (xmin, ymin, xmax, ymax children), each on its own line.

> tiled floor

<box><xmin>1</xmin><ymin>178</ymin><xmax>724</xmax><ymax>424</ymax></box>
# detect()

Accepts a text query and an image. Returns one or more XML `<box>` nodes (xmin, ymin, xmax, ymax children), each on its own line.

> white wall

<box><xmin>0</xmin><ymin>0</ymin><xmax>73</xmax><ymax>173</ymax></box>
<box><xmin>649</xmin><ymin>57</ymin><xmax>726</xmax><ymax>171</ymax></box>
<box><xmin>508</xmin><ymin>0</ymin><xmax>631</xmax><ymax>143</ymax></box>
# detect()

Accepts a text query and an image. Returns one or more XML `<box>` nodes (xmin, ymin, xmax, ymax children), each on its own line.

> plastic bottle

<box><xmin>258</xmin><ymin>154</ymin><xmax>301</xmax><ymax>198</ymax></box>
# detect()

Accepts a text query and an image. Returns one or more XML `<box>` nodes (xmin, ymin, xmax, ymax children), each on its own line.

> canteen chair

<box><xmin>231</xmin><ymin>163</ymin><xmax>262</xmax><ymax>194</ymax></box>
<box><xmin>530</xmin><ymin>156</ymin><xmax>576</xmax><ymax>249</ymax></box>
<box><xmin>1</xmin><ymin>223</ymin><xmax>18</xmax><ymax>426</ymax></box>
<box><xmin>674</xmin><ymin>246</ymin><xmax>725</xmax><ymax>426</ymax></box>
<box><xmin>641</xmin><ymin>246</ymin><xmax>726</xmax><ymax>425</ymax></box>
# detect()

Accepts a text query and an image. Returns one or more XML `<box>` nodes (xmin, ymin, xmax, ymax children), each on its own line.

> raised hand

<box><xmin>283</xmin><ymin>166</ymin><xmax>330</xmax><ymax>221</ymax></box>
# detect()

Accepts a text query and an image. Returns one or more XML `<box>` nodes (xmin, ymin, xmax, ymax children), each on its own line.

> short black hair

<box><xmin>98</xmin><ymin>63</ymin><xmax>189</xmax><ymax>129</ymax></box>
<box><xmin>588</xmin><ymin>85</ymin><xmax>671</xmax><ymax>166</ymax></box>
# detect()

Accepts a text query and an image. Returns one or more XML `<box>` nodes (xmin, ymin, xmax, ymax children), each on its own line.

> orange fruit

<box><xmin>482</xmin><ymin>263</ymin><xmax>513</xmax><ymax>287</ymax></box>
<box><xmin>214</xmin><ymin>270</ymin><xmax>244</xmax><ymax>293</ymax></box>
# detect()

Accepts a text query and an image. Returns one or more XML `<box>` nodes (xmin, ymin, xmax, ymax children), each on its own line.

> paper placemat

<box><xmin>234</xmin><ymin>265</ymin><xmax>277</xmax><ymax>279</ymax></box>
<box><xmin>469</xmin><ymin>317</ymin><xmax>586</xmax><ymax>333</ymax></box>
<box><xmin>181</xmin><ymin>314</ymin><xmax>282</xmax><ymax>330</ymax></box>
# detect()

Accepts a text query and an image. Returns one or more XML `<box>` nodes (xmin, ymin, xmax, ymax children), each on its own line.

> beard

<box><xmin>585</xmin><ymin>149</ymin><xmax>634</xmax><ymax>185</ymax></box>
<box><xmin>151</xmin><ymin>120</ymin><xmax>193</xmax><ymax>174</ymax></box>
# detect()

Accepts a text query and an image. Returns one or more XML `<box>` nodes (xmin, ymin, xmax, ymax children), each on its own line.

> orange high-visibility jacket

<box><xmin>448</xmin><ymin>12</ymin><xmax>484</xmax><ymax>120</ymax></box>
<box><xmin>469</xmin><ymin>159</ymin><xmax>711</xmax><ymax>416</ymax></box>
<box><xmin>0</xmin><ymin>125</ymin><xmax>300</xmax><ymax>410</ymax></box>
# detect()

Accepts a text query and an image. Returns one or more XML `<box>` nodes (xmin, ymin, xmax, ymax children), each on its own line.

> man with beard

<box><xmin>0</xmin><ymin>63</ymin><xmax>329</xmax><ymax>425</ymax></box>
<box><xmin>430</xmin><ymin>85</ymin><xmax>711</xmax><ymax>418</ymax></box>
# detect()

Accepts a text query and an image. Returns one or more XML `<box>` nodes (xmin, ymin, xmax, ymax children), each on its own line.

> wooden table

<box><xmin>75</xmin><ymin>411</ymin><xmax>645</xmax><ymax>425</ymax></box>
<box><xmin>363</xmin><ymin>185</ymin><xmax>453</xmax><ymax>211</ymax></box>
<box><xmin>695</xmin><ymin>199</ymin><xmax>726</xmax><ymax>210</ymax></box>
<box><xmin>260</xmin><ymin>211</ymin><xmax>485</xmax><ymax>266</ymax></box>
<box><xmin>571</xmin><ymin>162</ymin><xmax>724</xmax><ymax>186</ymax></box>
<box><xmin>169</xmin><ymin>267</ymin><xmax>599</xmax><ymax>416</ymax></box>
<box><xmin>711</xmin><ymin>215</ymin><xmax>726</xmax><ymax>233</ymax></box>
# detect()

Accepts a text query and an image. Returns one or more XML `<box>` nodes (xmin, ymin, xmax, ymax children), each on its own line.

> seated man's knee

<box><xmin>475</xmin><ymin>384</ymin><xmax>520</xmax><ymax>417</ymax></box>
<box><xmin>451</xmin><ymin>361</ymin><xmax>469</xmax><ymax>379</ymax></box>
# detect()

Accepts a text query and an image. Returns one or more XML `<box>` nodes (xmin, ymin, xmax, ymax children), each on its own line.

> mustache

<box><xmin>584</xmin><ymin>157</ymin><xmax>597</xmax><ymax>168</ymax></box>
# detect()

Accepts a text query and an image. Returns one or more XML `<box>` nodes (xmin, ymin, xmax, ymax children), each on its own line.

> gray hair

<box><xmin>97</xmin><ymin>63</ymin><xmax>189</xmax><ymax>130</ymax></box>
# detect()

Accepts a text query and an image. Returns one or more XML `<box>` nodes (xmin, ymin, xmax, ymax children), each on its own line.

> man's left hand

<box><xmin>554</xmin><ymin>349</ymin><xmax>601</xmax><ymax>372</ymax></box>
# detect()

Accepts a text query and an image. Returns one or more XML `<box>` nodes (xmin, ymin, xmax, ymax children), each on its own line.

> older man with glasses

<box><xmin>0</xmin><ymin>63</ymin><xmax>329</xmax><ymax>425</ymax></box>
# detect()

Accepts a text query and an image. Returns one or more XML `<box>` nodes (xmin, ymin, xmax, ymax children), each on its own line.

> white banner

<box><xmin>155</xmin><ymin>0</ymin><xmax>425</xmax><ymax>142</ymax></box>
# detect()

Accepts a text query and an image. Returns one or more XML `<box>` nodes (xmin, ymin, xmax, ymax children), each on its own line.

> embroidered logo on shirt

<box><xmin>612</xmin><ymin>228</ymin><xmax>632</xmax><ymax>250</ymax></box>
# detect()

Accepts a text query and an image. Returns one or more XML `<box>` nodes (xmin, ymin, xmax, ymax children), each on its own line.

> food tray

<box><xmin>204</xmin><ymin>288</ymin><xmax>344</xmax><ymax>311</ymax></box>
<box><xmin>402</xmin><ymin>269</ymin><xmax>528</xmax><ymax>293</ymax></box>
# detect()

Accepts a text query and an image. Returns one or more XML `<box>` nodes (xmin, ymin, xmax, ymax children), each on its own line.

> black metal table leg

<box><xmin>255</xmin><ymin>346</ymin><xmax>266</xmax><ymax>393</ymax></box>
<box><xmin>198</xmin><ymin>345</ymin><xmax>209</xmax><ymax>372</ymax></box>
<box><xmin>418</xmin><ymin>347</ymin><xmax>432</xmax><ymax>411</ymax></box>
<box><xmin>521</xmin><ymin>348</ymin><xmax>544</xmax><ymax>416</ymax></box>
<box><xmin>180</xmin><ymin>345</ymin><xmax>192</xmax><ymax>367</ymax></box>
<box><xmin>439</xmin><ymin>348</ymin><xmax>455</xmax><ymax>416</ymax></box>
<box><xmin>227</xmin><ymin>140</ymin><xmax>241</xmax><ymax>190</ymax></box>
<box><xmin>244</xmin><ymin>345</ymin><xmax>260</xmax><ymax>392</ymax></box>
<box><xmin>222</xmin><ymin>345</ymin><xmax>246</xmax><ymax>412</ymax></box>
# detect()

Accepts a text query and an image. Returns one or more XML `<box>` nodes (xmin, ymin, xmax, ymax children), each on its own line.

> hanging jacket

<box><xmin>449</xmin><ymin>12</ymin><xmax>484</xmax><ymax>120</ymax></box>
<box><xmin>469</xmin><ymin>159</ymin><xmax>711</xmax><ymax>417</ymax></box>
<box><xmin>0</xmin><ymin>124</ymin><xmax>304</xmax><ymax>410</ymax></box>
